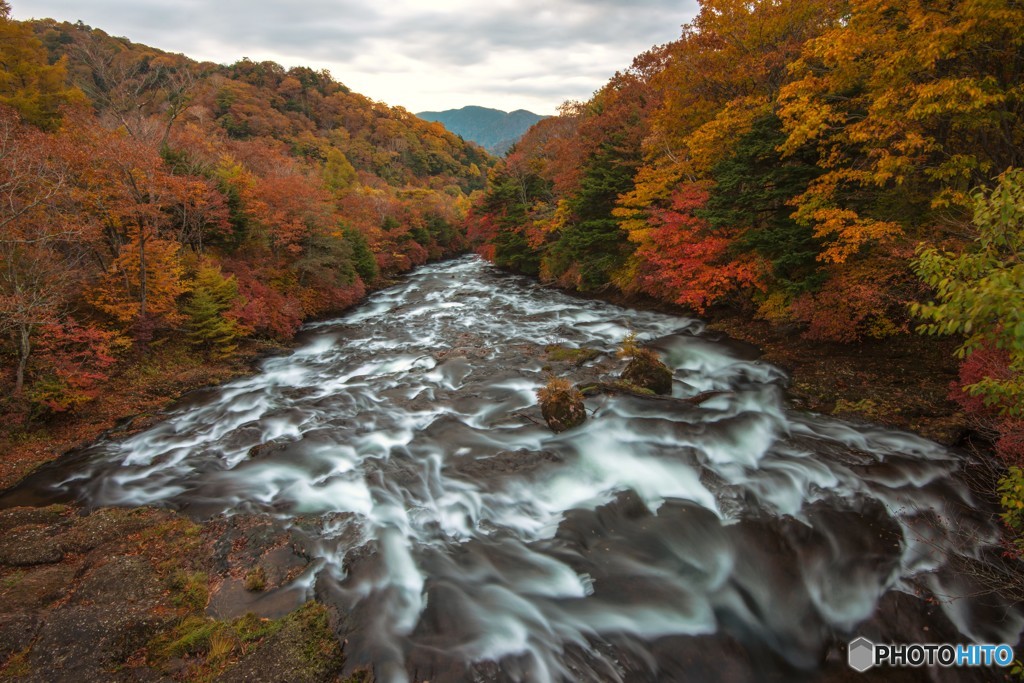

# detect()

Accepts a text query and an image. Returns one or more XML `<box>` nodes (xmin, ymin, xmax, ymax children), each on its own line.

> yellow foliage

<box><xmin>755</xmin><ymin>291</ymin><xmax>793</xmax><ymax>324</ymax></box>
<box><xmin>806</xmin><ymin>207</ymin><xmax>902</xmax><ymax>264</ymax></box>
<box><xmin>778</xmin><ymin>0</ymin><xmax>1024</xmax><ymax>247</ymax></box>
<box><xmin>685</xmin><ymin>96</ymin><xmax>769</xmax><ymax>174</ymax></box>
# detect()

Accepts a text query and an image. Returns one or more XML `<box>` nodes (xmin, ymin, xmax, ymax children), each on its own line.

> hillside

<box><xmin>417</xmin><ymin>105</ymin><xmax>546</xmax><ymax>155</ymax></box>
<box><xmin>0</xmin><ymin>8</ymin><xmax>495</xmax><ymax>426</ymax></box>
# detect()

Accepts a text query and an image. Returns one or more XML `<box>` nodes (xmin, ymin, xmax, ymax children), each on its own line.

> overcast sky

<box><xmin>13</xmin><ymin>0</ymin><xmax>697</xmax><ymax>115</ymax></box>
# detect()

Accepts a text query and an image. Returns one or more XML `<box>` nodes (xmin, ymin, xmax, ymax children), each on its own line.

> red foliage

<box><xmin>225</xmin><ymin>260</ymin><xmax>303</xmax><ymax>340</ymax></box>
<box><xmin>633</xmin><ymin>184</ymin><xmax>764</xmax><ymax>313</ymax></box>
<box><xmin>952</xmin><ymin>346</ymin><xmax>1012</xmax><ymax>415</ymax></box>
<box><xmin>952</xmin><ymin>346</ymin><xmax>1024</xmax><ymax>465</ymax></box>
<box><xmin>789</xmin><ymin>253</ymin><xmax>912</xmax><ymax>343</ymax></box>
<box><xmin>297</xmin><ymin>273</ymin><xmax>366</xmax><ymax>318</ymax></box>
<box><xmin>790</xmin><ymin>279</ymin><xmax>887</xmax><ymax>343</ymax></box>
<box><xmin>30</xmin><ymin>319</ymin><xmax>119</xmax><ymax>412</ymax></box>
<box><xmin>465</xmin><ymin>209</ymin><xmax>500</xmax><ymax>253</ymax></box>
<box><xmin>995</xmin><ymin>422</ymin><xmax>1024</xmax><ymax>466</ymax></box>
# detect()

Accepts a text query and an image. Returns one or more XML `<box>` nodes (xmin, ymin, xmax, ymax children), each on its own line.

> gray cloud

<box><xmin>13</xmin><ymin>0</ymin><xmax>697</xmax><ymax>113</ymax></box>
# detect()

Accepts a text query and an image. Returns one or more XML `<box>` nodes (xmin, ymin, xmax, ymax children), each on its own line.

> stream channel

<box><xmin>4</xmin><ymin>255</ymin><xmax>1022</xmax><ymax>681</ymax></box>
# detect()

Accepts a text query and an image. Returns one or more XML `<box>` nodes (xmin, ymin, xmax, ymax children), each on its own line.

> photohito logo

<box><xmin>848</xmin><ymin>637</ymin><xmax>1014</xmax><ymax>672</ymax></box>
<box><xmin>848</xmin><ymin>637</ymin><xmax>875</xmax><ymax>672</ymax></box>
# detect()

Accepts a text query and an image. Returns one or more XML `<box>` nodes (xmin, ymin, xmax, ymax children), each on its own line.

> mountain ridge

<box><xmin>417</xmin><ymin>105</ymin><xmax>547</xmax><ymax>155</ymax></box>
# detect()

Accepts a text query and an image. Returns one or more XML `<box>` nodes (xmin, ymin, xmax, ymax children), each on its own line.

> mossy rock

<box><xmin>537</xmin><ymin>378</ymin><xmax>587</xmax><ymax>433</ymax></box>
<box><xmin>545</xmin><ymin>344</ymin><xmax>600</xmax><ymax>366</ymax></box>
<box><xmin>620</xmin><ymin>349</ymin><xmax>673</xmax><ymax>395</ymax></box>
<box><xmin>217</xmin><ymin>602</ymin><xmax>343</xmax><ymax>683</ymax></box>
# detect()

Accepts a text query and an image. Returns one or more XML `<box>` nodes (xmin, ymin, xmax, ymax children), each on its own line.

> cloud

<box><xmin>13</xmin><ymin>0</ymin><xmax>698</xmax><ymax>114</ymax></box>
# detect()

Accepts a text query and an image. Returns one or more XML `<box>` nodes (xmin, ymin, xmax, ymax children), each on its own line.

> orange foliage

<box><xmin>90</xmin><ymin>228</ymin><xmax>189</xmax><ymax>324</ymax></box>
<box><xmin>789</xmin><ymin>258</ymin><xmax>910</xmax><ymax>342</ymax></box>
<box><xmin>1</xmin><ymin>17</ymin><xmax>487</xmax><ymax>408</ymax></box>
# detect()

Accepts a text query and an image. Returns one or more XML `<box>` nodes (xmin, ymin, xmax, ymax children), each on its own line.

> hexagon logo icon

<box><xmin>848</xmin><ymin>637</ymin><xmax>875</xmax><ymax>672</ymax></box>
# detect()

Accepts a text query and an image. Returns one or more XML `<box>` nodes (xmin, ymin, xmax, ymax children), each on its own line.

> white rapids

<box><xmin>12</xmin><ymin>256</ymin><xmax>1023</xmax><ymax>681</ymax></box>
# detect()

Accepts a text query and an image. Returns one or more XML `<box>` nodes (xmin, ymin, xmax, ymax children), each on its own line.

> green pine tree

<box><xmin>342</xmin><ymin>226</ymin><xmax>379</xmax><ymax>283</ymax></box>
<box><xmin>702</xmin><ymin>114</ymin><xmax>823</xmax><ymax>294</ymax></box>
<box><xmin>183</xmin><ymin>264</ymin><xmax>243</xmax><ymax>357</ymax></box>
<box><xmin>545</xmin><ymin>136</ymin><xmax>638</xmax><ymax>289</ymax></box>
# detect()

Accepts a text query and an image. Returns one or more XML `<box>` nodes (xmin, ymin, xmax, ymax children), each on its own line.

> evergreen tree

<box><xmin>183</xmin><ymin>263</ymin><xmax>243</xmax><ymax>357</ymax></box>
<box><xmin>545</xmin><ymin>136</ymin><xmax>638</xmax><ymax>289</ymax></box>
<box><xmin>702</xmin><ymin>114</ymin><xmax>823</xmax><ymax>294</ymax></box>
<box><xmin>342</xmin><ymin>226</ymin><xmax>379</xmax><ymax>283</ymax></box>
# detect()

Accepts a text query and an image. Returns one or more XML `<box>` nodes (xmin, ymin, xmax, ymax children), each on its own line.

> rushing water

<box><xmin>6</xmin><ymin>256</ymin><xmax>1022</xmax><ymax>681</ymax></box>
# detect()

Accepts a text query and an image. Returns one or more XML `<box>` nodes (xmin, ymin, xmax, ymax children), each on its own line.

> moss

<box><xmin>232</xmin><ymin>612</ymin><xmax>284</xmax><ymax>643</ymax></box>
<box><xmin>620</xmin><ymin>348</ymin><xmax>673</xmax><ymax>395</ymax></box>
<box><xmin>612</xmin><ymin>380</ymin><xmax>655</xmax><ymax>396</ymax></box>
<box><xmin>211</xmin><ymin>602</ymin><xmax>343</xmax><ymax>682</ymax></box>
<box><xmin>158</xmin><ymin>615</ymin><xmax>222</xmax><ymax>659</ymax></box>
<box><xmin>148</xmin><ymin>611</ymin><xmax>285</xmax><ymax>678</ymax></box>
<box><xmin>1</xmin><ymin>569</ymin><xmax>25</xmax><ymax>590</ymax></box>
<box><xmin>545</xmin><ymin>344</ymin><xmax>600</xmax><ymax>366</ymax></box>
<box><xmin>243</xmin><ymin>565</ymin><xmax>267</xmax><ymax>592</ymax></box>
<box><xmin>147</xmin><ymin>605</ymin><xmax>335</xmax><ymax>676</ymax></box>
<box><xmin>168</xmin><ymin>570</ymin><xmax>209</xmax><ymax>611</ymax></box>
<box><xmin>0</xmin><ymin>648</ymin><xmax>31</xmax><ymax>680</ymax></box>
<box><xmin>289</xmin><ymin>602</ymin><xmax>343</xmax><ymax>673</ymax></box>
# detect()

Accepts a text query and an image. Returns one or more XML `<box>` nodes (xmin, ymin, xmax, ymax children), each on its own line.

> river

<box><xmin>5</xmin><ymin>256</ymin><xmax>1022</xmax><ymax>681</ymax></box>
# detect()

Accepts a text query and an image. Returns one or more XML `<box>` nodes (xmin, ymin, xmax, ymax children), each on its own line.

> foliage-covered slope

<box><xmin>0</xmin><ymin>4</ymin><xmax>495</xmax><ymax>419</ymax></box>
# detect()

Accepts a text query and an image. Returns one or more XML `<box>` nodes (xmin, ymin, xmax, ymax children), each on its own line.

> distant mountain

<box><xmin>417</xmin><ymin>106</ymin><xmax>548</xmax><ymax>155</ymax></box>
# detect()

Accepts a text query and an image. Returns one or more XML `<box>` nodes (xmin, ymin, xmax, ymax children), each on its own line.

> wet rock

<box><xmin>537</xmin><ymin>377</ymin><xmax>587</xmax><ymax>433</ymax></box>
<box><xmin>620</xmin><ymin>348</ymin><xmax>673</xmax><ymax>395</ymax></box>
<box><xmin>22</xmin><ymin>555</ymin><xmax>174</xmax><ymax>681</ymax></box>
<box><xmin>208</xmin><ymin>514</ymin><xmax>295</xmax><ymax>576</ymax></box>
<box><xmin>58</xmin><ymin>507</ymin><xmax>164</xmax><ymax>554</ymax></box>
<box><xmin>449</xmin><ymin>449</ymin><xmax>563</xmax><ymax>481</ymax></box>
<box><xmin>0</xmin><ymin>504</ymin><xmax>68</xmax><ymax>533</ymax></box>
<box><xmin>545</xmin><ymin>344</ymin><xmax>601</xmax><ymax>367</ymax></box>
<box><xmin>0</xmin><ymin>508</ymin><xmax>166</xmax><ymax>567</ymax></box>
<box><xmin>247</xmin><ymin>439</ymin><xmax>293</xmax><ymax>459</ymax></box>
<box><xmin>0</xmin><ymin>562</ymin><xmax>81</xmax><ymax>612</ymax></box>
<box><xmin>0</xmin><ymin>612</ymin><xmax>41</xmax><ymax>660</ymax></box>
<box><xmin>629</xmin><ymin>633</ymin><xmax>763</xmax><ymax>683</ymax></box>
<box><xmin>26</xmin><ymin>603</ymin><xmax>175</xmax><ymax>682</ymax></box>
<box><xmin>208</xmin><ymin>576</ymin><xmax>307</xmax><ymax>621</ymax></box>
<box><xmin>0</xmin><ymin>525</ymin><xmax>65</xmax><ymax>566</ymax></box>
<box><xmin>70</xmin><ymin>555</ymin><xmax>164</xmax><ymax>607</ymax></box>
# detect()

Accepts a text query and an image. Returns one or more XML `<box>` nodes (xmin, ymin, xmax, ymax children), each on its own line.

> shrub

<box><xmin>536</xmin><ymin>376</ymin><xmax>586</xmax><ymax>433</ymax></box>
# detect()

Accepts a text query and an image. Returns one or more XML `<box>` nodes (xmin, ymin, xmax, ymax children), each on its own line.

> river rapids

<box><xmin>5</xmin><ymin>256</ymin><xmax>1022</xmax><ymax>681</ymax></box>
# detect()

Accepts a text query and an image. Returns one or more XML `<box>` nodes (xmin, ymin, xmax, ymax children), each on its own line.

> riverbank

<box><xmin>0</xmin><ymin>338</ymin><xmax>290</xmax><ymax>492</ymax></box>
<box><xmin>704</xmin><ymin>310</ymin><xmax>967</xmax><ymax>446</ymax></box>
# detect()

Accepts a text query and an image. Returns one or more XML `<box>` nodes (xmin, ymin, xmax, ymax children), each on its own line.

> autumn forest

<box><xmin>1</xmin><ymin>1</ymin><xmax>495</xmax><ymax>413</ymax></box>
<box><xmin>2</xmin><ymin>0</ymin><xmax>1024</xmax><ymax>676</ymax></box>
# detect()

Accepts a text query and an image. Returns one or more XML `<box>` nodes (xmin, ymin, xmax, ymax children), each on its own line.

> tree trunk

<box><xmin>14</xmin><ymin>323</ymin><xmax>30</xmax><ymax>395</ymax></box>
<box><xmin>138</xmin><ymin>227</ymin><xmax>147</xmax><ymax>317</ymax></box>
